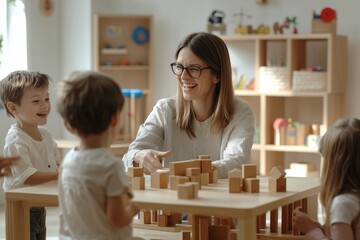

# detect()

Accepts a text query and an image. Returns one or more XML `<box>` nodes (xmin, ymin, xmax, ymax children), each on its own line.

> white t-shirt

<box><xmin>3</xmin><ymin>124</ymin><xmax>60</xmax><ymax>191</ymax></box>
<box><xmin>122</xmin><ymin>97</ymin><xmax>255</xmax><ymax>178</ymax></box>
<box><xmin>306</xmin><ymin>193</ymin><xmax>360</xmax><ymax>240</ymax></box>
<box><xmin>59</xmin><ymin>148</ymin><xmax>135</xmax><ymax>240</ymax></box>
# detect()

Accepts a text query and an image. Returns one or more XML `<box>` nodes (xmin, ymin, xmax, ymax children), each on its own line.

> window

<box><xmin>0</xmin><ymin>0</ymin><xmax>27</xmax><ymax>79</ymax></box>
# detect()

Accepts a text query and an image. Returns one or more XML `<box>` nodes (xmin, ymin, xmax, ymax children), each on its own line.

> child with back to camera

<box><xmin>293</xmin><ymin>118</ymin><xmax>360</xmax><ymax>240</ymax></box>
<box><xmin>0</xmin><ymin>70</ymin><xmax>60</xmax><ymax>240</ymax></box>
<box><xmin>56</xmin><ymin>70</ymin><xmax>143</xmax><ymax>240</ymax></box>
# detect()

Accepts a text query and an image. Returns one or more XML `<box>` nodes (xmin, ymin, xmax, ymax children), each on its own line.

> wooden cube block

<box><xmin>242</xmin><ymin>164</ymin><xmax>257</xmax><ymax>178</ymax></box>
<box><xmin>178</xmin><ymin>182</ymin><xmax>199</xmax><ymax>199</ymax></box>
<box><xmin>229</xmin><ymin>177</ymin><xmax>242</xmax><ymax>193</ymax></box>
<box><xmin>200</xmin><ymin>172</ymin><xmax>209</xmax><ymax>186</ymax></box>
<box><xmin>182</xmin><ymin>231</ymin><xmax>191</xmax><ymax>240</ymax></box>
<box><xmin>127</xmin><ymin>167</ymin><xmax>144</xmax><ymax>177</ymax></box>
<box><xmin>209</xmin><ymin>225</ymin><xmax>230</xmax><ymax>240</ymax></box>
<box><xmin>151</xmin><ymin>170</ymin><xmax>169</xmax><ymax>189</ymax></box>
<box><xmin>200</xmin><ymin>159</ymin><xmax>212</xmax><ymax>173</ymax></box>
<box><xmin>209</xmin><ymin>168</ymin><xmax>218</xmax><ymax>183</ymax></box>
<box><xmin>132</xmin><ymin>176</ymin><xmax>145</xmax><ymax>190</ymax></box>
<box><xmin>169</xmin><ymin>175</ymin><xmax>189</xmax><ymax>190</ymax></box>
<box><xmin>186</xmin><ymin>167</ymin><xmax>200</xmax><ymax>177</ymax></box>
<box><xmin>269</xmin><ymin>166</ymin><xmax>286</xmax><ymax>179</ymax></box>
<box><xmin>228</xmin><ymin>168</ymin><xmax>242</xmax><ymax>178</ymax></box>
<box><xmin>158</xmin><ymin>214</ymin><xmax>168</xmax><ymax>227</ymax></box>
<box><xmin>140</xmin><ymin>209</ymin><xmax>151</xmax><ymax>224</ymax></box>
<box><xmin>269</xmin><ymin>177</ymin><xmax>287</xmax><ymax>192</ymax></box>
<box><xmin>244</xmin><ymin>178</ymin><xmax>259</xmax><ymax>193</ymax></box>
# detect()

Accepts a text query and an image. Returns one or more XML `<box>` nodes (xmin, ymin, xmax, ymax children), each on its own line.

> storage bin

<box><xmin>292</xmin><ymin>71</ymin><xmax>327</xmax><ymax>91</ymax></box>
<box><xmin>259</xmin><ymin>67</ymin><xmax>290</xmax><ymax>91</ymax></box>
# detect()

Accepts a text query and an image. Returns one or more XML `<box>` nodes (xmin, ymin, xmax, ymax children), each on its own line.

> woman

<box><xmin>123</xmin><ymin>32</ymin><xmax>255</xmax><ymax>178</ymax></box>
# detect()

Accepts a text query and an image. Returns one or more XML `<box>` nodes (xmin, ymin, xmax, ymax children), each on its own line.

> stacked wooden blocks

<box><xmin>127</xmin><ymin>167</ymin><xmax>145</xmax><ymax>190</ymax></box>
<box><xmin>268</xmin><ymin>166</ymin><xmax>287</xmax><ymax>192</ymax></box>
<box><xmin>242</xmin><ymin>164</ymin><xmax>259</xmax><ymax>193</ymax></box>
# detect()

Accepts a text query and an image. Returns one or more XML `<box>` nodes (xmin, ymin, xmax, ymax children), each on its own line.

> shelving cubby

<box><xmin>222</xmin><ymin>34</ymin><xmax>347</xmax><ymax>176</ymax></box>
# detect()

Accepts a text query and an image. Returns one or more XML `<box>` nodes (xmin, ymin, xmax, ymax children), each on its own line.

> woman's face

<box><xmin>175</xmin><ymin>47</ymin><xmax>219</xmax><ymax>103</ymax></box>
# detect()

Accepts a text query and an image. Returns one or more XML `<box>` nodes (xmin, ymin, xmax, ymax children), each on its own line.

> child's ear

<box><xmin>110</xmin><ymin>112</ymin><xmax>119</xmax><ymax>127</ymax></box>
<box><xmin>6</xmin><ymin>102</ymin><xmax>17</xmax><ymax>115</ymax></box>
<box><xmin>64</xmin><ymin>121</ymin><xmax>75</xmax><ymax>134</ymax></box>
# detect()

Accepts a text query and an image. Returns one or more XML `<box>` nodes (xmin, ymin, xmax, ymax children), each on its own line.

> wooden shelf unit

<box><xmin>93</xmin><ymin>14</ymin><xmax>153</xmax><ymax>141</ymax></box>
<box><xmin>222</xmin><ymin>34</ymin><xmax>347</xmax><ymax>176</ymax></box>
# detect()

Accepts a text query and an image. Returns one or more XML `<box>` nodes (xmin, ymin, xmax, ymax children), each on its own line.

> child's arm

<box><xmin>106</xmin><ymin>187</ymin><xmax>139</xmax><ymax>228</ymax></box>
<box><xmin>24</xmin><ymin>171</ymin><xmax>58</xmax><ymax>185</ymax></box>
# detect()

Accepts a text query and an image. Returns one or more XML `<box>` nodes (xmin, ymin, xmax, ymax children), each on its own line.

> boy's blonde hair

<box><xmin>174</xmin><ymin>32</ymin><xmax>234</xmax><ymax>138</ymax></box>
<box><xmin>56</xmin><ymin>70</ymin><xmax>124</xmax><ymax>136</ymax></box>
<box><xmin>0</xmin><ymin>70</ymin><xmax>51</xmax><ymax>117</ymax></box>
<box><xmin>319</xmin><ymin>118</ymin><xmax>360</xmax><ymax>236</ymax></box>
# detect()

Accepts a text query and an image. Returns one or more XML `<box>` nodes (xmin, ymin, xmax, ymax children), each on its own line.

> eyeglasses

<box><xmin>170</xmin><ymin>63</ymin><xmax>212</xmax><ymax>79</ymax></box>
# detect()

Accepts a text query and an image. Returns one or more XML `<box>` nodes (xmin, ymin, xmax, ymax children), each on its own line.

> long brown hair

<box><xmin>174</xmin><ymin>32</ymin><xmax>234</xmax><ymax>138</ymax></box>
<box><xmin>319</xmin><ymin>118</ymin><xmax>360</xmax><ymax>236</ymax></box>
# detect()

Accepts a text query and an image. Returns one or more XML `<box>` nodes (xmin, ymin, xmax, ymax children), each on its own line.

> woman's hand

<box><xmin>293</xmin><ymin>206</ymin><xmax>322</xmax><ymax>234</ymax></box>
<box><xmin>133</xmin><ymin>149</ymin><xmax>172</xmax><ymax>174</ymax></box>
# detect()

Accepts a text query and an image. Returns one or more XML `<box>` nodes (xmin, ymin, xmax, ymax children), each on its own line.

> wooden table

<box><xmin>4</xmin><ymin>177</ymin><xmax>320</xmax><ymax>240</ymax></box>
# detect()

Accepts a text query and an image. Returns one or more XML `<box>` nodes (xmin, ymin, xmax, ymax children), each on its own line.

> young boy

<box><xmin>56</xmin><ymin>70</ymin><xmax>142</xmax><ymax>239</ymax></box>
<box><xmin>0</xmin><ymin>70</ymin><xmax>60</xmax><ymax>239</ymax></box>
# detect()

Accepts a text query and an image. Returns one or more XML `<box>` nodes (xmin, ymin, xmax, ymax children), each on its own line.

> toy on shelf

<box><xmin>273</xmin><ymin>17</ymin><xmax>290</xmax><ymax>34</ymax></box>
<box><xmin>207</xmin><ymin>10</ymin><xmax>226</xmax><ymax>35</ymax></box>
<box><xmin>234</xmin><ymin>9</ymin><xmax>270</xmax><ymax>34</ymax></box>
<box><xmin>288</xmin><ymin>17</ymin><xmax>298</xmax><ymax>34</ymax></box>
<box><xmin>312</xmin><ymin>7</ymin><xmax>337</xmax><ymax>34</ymax></box>
<box><xmin>132</xmin><ymin>26</ymin><xmax>149</xmax><ymax>45</ymax></box>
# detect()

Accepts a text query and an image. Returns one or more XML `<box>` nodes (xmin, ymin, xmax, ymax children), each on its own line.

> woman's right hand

<box><xmin>133</xmin><ymin>149</ymin><xmax>172</xmax><ymax>174</ymax></box>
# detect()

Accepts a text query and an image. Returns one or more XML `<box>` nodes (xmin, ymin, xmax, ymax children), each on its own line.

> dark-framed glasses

<box><xmin>170</xmin><ymin>63</ymin><xmax>212</xmax><ymax>79</ymax></box>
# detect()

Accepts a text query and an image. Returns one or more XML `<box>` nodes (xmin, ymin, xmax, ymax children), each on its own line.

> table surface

<box><xmin>5</xmin><ymin>176</ymin><xmax>320</xmax><ymax>218</ymax></box>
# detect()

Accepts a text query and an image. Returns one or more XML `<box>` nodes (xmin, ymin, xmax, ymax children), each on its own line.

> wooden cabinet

<box><xmin>93</xmin><ymin>14</ymin><xmax>153</xmax><ymax>141</ymax></box>
<box><xmin>221</xmin><ymin>34</ymin><xmax>347</xmax><ymax>176</ymax></box>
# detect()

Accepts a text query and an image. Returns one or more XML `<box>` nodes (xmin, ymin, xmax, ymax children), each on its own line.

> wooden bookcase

<box><xmin>93</xmin><ymin>14</ymin><xmax>153</xmax><ymax>141</ymax></box>
<box><xmin>221</xmin><ymin>34</ymin><xmax>347</xmax><ymax>176</ymax></box>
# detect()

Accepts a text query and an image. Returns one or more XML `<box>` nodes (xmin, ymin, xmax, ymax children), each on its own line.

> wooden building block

<box><xmin>132</xmin><ymin>176</ymin><xmax>145</xmax><ymax>190</ymax></box>
<box><xmin>229</xmin><ymin>177</ymin><xmax>242</xmax><ymax>193</ymax></box>
<box><xmin>140</xmin><ymin>209</ymin><xmax>151</xmax><ymax>224</ymax></box>
<box><xmin>197</xmin><ymin>155</ymin><xmax>211</xmax><ymax>159</ymax></box>
<box><xmin>228</xmin><ymin>168</ymin><xmax>242</xmax><ymax>178</ymax></box>
<box><xmin>270</xmin><ymin>209</ymin><xmax>278</xmax><ymax>233</ymax></box>
<box><xmin>189</xmin><ymin>175</ymin><xmax>201</xmax><ymax>189</ymax></box>
<box><xmin>186</xmin><ymin>167</ymin><xmax>201</xmax><ymax>177</ymax></box>
<box><xmin>199</xmin><ymin>217</ymin><xmax>210</xmax><ymax>240</ymax></box>
<box><xmin>157</xmin><ymin>214</ymin><xmax>168</xmax><ymax>227</ymax></box>
<box><xmin>242</xmin><ymin>164</ymin><xmax>257</xmax><ymax>178</ymax></box>
<box><xmin>209</xmin><ymin>225</ymin><xmax>230</xmax><ymax>240</ymax></box>
<box><xmin>169</xmin><ymin>175</ymin><xmax>189</xmax><ymax>190</ymax></box>
<box><xmin>182</xmin><ymin>231</ymin><xmax>191</xmax><ymax>240</ymax></box>
<box><xmin>209</xmin><ymin>168</ymin><xmax>218</xmax><ymax>183</ymax></box>
<box><xmin>200</xmin><ymin>172</ymin><xmax>209</xmax><ymax>186</ymax></box>
<box><xmin>268</xmin><ymin>177</ymin><xmax>287</xmax><ymax>192</ymax></box>
<box><xmin>151</xmin><ymin>170</ymin><xmax>169</xmax><ymax>189</ymax></box>
<box><xmin>151</xmin><ymin>209</ymin><xmax>158</xmax><ymax>223</ymax></box>
<box><xmin>127</xmin><ymin>167</ymin><xmax>144</xmax><ymax>177</ymax></box>
<box><xmin>170</xmin><ymin>159</ymin><xmax>201</xmax><ymax>176</ymax></box>
<box><xmin>178</xmin><ymin>182</ymin><xmax>199</xmax><ymax>199</ymax></box>
<box><xmin>243</xmin><ymin>178</ymin><xmax>259</xmax><ymax>193</ymax></box>
<box><xmin>312</xmin><ymin>19</ymin><xmax>336</xmax><ymax>34</ymax></box>
<box><xmin>269</xmin><ymin>166</ymin><xmax>286</xmax><ymax>179</ymax></box>
<box><xmin>200</xmin><ymin>159</ymin><xmax>212</xmax><ymax>173</ymax></box>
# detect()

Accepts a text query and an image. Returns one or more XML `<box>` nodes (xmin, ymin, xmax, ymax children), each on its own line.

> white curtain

<box><xmin>0</xmin><ymin>0</ymin><xmax>27</xmax><ymax>79</ymax></box>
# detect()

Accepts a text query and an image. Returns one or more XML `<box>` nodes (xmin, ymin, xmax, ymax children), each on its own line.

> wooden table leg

<box><xmin>5</xmin><ymin>199</ymin><xmax>25</xmax><ymax>240</ymax></box>
<box><xmin>237</xmin><ymin>216</ymin><xmax>256</xmax><ymax>240</ymax></box>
